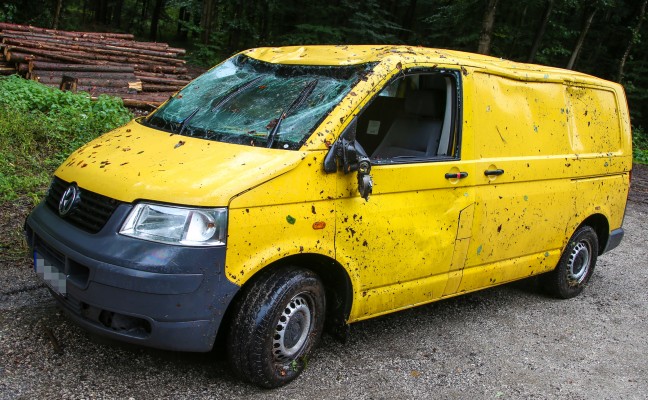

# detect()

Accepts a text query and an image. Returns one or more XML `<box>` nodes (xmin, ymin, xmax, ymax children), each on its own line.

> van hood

<box><xmin>54</xmin><ymin>120</ymin><xmax>307</xmax><ymax>206</ymax></box>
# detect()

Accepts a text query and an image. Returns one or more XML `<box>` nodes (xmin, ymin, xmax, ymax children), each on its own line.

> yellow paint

<box><xmin>53</xmin><ymin>45</ymin><xmax>632</xmax><ymax>325</ymax></box>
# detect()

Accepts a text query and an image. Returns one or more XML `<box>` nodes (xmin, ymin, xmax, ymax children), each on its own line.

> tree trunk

<box><xmin>149</xmin><ymin>0</ymin><xmax>165</xmax><ymax>41</ymax></box>
<box><xmin>200</xmin><ymin>0</ymin><xmax>214</xmax><ymax>45</ymax></box>
<box><xmin>527</xmin><ymin>0</ymin><xmax>554</xmax><ymax>63</ymax></box>
<box><xmin>114</xmin><ymin>0</ymin><xmax>124</xmax><ymax>28</ymax></box>
<box><xmin>566</xmin><ymin>8</ymin><xmax>597</xmax><ymax>70</ymax></box>
<box><xmin>400</xmin><ymin>0</ymin><xmax>418</xmax><ymax>41</ymax></box>
<box><xmin>477</xmin><ymin>0</ymin><xmax>499</xmax><ymax>55</ymax></box>
<box><xmin>617</xmin><ymin>0</ymin><xmax>648</xmax><ymax>82</ymax></box>
<box><xmin>52</xmin><ymin>0</ymin><xmax>63</xmax><ymax>30</ymax></box>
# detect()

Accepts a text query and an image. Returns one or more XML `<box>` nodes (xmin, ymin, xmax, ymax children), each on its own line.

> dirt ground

<box><xmin>0</xmin><ymin>164</ymin><xmax>647</xmax><ymax>399</ymax></box>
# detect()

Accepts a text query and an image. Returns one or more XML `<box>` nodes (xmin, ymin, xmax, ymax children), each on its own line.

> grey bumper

<box><xmin>25</xmin><ymin>202</ymin><xmax>239</xmax><ymax>352</ymax></box>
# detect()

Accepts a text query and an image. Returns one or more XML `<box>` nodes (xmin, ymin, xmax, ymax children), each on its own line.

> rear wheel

<box><xmin>541</xmin><ymin>225</ymin><xmax>599</xmax><ymax>299</ymax></box>
<box><xmin>226</xmin><ymin>266</ymin><xmax>326</xmax><ymax>388</ymax></box>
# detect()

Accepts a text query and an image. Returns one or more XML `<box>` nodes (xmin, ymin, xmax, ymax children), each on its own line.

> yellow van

<box><xmin>25</xmin><ymin>45</ymin><xmax>631</xmax><ymax>387</ymax></box>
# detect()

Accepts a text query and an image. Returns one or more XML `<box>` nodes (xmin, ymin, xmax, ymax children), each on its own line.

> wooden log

<box><xmin>142</xmin><ymin>83</ymin><xmax>184</xmax><ymax>92</ymax></box>
<box><xmin>3</xmin><ymin>40</ymin><xmax>185</xmax><ymax>66</ymax></box>
<box><xmin>33</xmin><ymin>70</ymin><xmax>138</xmax><ymax>80</ymax></box>
<box><xmin>137</xmin><ymin>75</ymin><xmax>191</xmax><ymax>85</ymax></box>
<box><xmin>119</xmin><ymin>98</ymin><xmax>163</xmax><ymax>109</ymax></box>
<box><xmin>59</xmin><ymin>75</ymin><xmax>78</xmax><ymax>92</ymax></box>
<box><xmin>6</xmin><ymin>46</ymin><xmax>100</xmax><ymax>64</ymax></box>
<box><xmin>133</xmin><ymin>64</ymin><xmax>188</xmax><ymax>74</ymax></box>
<box><xmin>0</xmin><ymin>22</ymin><xmax>134</xmax><ymax>40</ymax></box>
<box><xmin>1</xmin><ymin>30</ymin><xmax>171</xmax><ymax>51</ymax></box>
<box><xmin>4</xmin><ymin>51</ymin><xmax>36</xmax><ymax>63</ymax></box>
<box><xmin>31</xmin><ymin>61</ymin><xmax>134</xmax><ymax>73</ymax></box>
<box><xmin>0</xmin><ymin>66</ymin><xmax>17</xmax><ymax>75</ymax></box>
<box><xmin>17</xmin><ymin>62</ymin><xmax>30</xmax><ymax>73</ymax></box>
<box><xmin>1</xmin><ymin>37</ymin><xmax>183</xmax><ymax>60</ymax></box>
<box><xmin>135</xmin><ymin>70</ymin><xmax>193</xmax><ymax>80</ymax></box>
<box><xmin>35</xmin><ymin>75</ymin><xmax>141</xmax><ymax>90</ymax></box>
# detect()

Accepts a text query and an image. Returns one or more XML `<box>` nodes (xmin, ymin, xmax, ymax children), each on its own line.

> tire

<box><xmin>226</xmin><ymin>266</ymin><xmax>326</xmax><ymax>388</ymax></box>
<box><xmin>541</xmin><ymin>225</ymin><xmax>599</xmax><ymax>299</ymax></box>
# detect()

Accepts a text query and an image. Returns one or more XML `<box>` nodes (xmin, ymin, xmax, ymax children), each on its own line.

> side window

<box><xmin>356</xmin><ymin>71</ymin><xmax>460</xmax><ymax>163</ymax></box>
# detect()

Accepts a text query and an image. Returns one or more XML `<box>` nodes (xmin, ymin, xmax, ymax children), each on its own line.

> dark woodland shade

<box><xmin>1</xmin><ymin>0</ymin><xmax>648</xmax><ymax>128</ymax></box>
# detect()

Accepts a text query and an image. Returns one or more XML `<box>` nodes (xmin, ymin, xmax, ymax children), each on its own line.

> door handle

<box><xmin>445</xmin><ymin>172</ymin><xmax>468</xmax><ymax>179</ymax></box>
<box><xmin>484</xmin><ymin>169</ymin><xmax>505</xmax><ymax>176</ymax></box>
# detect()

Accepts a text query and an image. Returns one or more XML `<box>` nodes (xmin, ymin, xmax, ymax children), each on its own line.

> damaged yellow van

<box><xmin>25</xmin><ymin>45</ymin><xmax>631</xmax><ymax>387</ymax></box>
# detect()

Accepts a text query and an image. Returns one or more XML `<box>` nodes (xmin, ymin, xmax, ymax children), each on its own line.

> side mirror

<box><xmin>323</xmin><ymin>121</ymin><xmax>373</xmax><ymax>201</ymax></box>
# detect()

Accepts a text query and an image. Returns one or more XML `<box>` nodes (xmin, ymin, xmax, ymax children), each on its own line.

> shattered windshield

<box><xmin>142</xmin><ymin>54</ymin><xmax>374</xmax><ymax>149</ymax></box>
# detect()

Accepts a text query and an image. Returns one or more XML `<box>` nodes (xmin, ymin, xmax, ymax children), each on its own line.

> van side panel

<box><xmin>462</xmin><ymin>71</ymin><xmax>630</xmax><ymax>292</ymax></box>
<box><xmin>471</xmin><ymin>73</ymin><xmax>570</xmax><ymax>158</ymax></box>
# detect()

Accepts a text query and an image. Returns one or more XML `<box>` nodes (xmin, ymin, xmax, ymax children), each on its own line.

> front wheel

<box><xmin>541</xmin><ymin>225</ymin><xmax>599</xmax><ymax>299</ymax></box>
<box><xmin>226</xmin><ymin>266</ymin><xmax>326</xmax><ymax>388</ymax></box>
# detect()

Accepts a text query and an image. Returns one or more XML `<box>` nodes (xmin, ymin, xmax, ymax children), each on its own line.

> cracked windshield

<box><xmin>143</xmin><ymin>54</ymin><xmax>373</xmax><ymax>149</ymax></box>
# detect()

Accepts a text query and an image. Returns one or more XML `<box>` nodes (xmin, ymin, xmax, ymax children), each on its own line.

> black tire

<box><xmin>226</xmin><ymin>266</ymin><xmax>326</xmax><ymax>388</ymax></box>
<box><xmin>541</xmin><ymin>225</ymin><xmax>599</xmax><ymax>299</ymax></box>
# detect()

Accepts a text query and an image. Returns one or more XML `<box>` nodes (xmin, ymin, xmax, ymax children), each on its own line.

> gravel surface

<box><xmin>1</xmin><ymin>171</ymin><xmax>647</xmax><ymax>399</ymax></box>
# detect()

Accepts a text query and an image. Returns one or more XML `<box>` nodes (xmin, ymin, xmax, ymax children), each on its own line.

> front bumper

<box><xmin>25</xmin><ymin>202</ymin><xmax>240</xmax><ymax>352</ymax></box>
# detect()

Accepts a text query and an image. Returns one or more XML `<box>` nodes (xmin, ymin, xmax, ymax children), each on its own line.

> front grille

<box><xmin>45</xmin><ymin>177</ymin><xmax>121</xmax><ymax>233</ymax></box>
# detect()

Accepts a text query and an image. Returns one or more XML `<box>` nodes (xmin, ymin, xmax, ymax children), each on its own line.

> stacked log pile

<box><xmin>0</xmin><ymin>23</ymin><xmax>194</xmax><ymax>108</ymax></box>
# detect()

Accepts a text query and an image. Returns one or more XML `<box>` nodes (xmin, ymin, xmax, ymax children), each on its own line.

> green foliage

<box><xmin>0</xmin><ymin>3</ymin><xmax>17</xmax><ymax>21</ymax></box>
<box><xmin>633</xmin><ymin>128</ymin><xmax>648</xmax><ymax>164</ymax></box>
<box><xmin>0</xmin><ymin>76</ymin><xmax>132</xmax><ymax>202</ymax></box>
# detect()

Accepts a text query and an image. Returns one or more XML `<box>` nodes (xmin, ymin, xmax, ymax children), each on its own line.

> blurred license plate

<box><xmin>34</xmin><ymin>251</ymin><xmax>67</xmax><ymax>296</ymax></box>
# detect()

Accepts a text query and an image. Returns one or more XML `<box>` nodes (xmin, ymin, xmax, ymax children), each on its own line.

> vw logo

<box><xmin>59</xmin><ymin>184</ymin><xmax>80</xmax><ymax>216</ymax></box>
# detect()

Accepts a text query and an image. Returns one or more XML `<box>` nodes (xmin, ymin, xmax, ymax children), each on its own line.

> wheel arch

<box><xmin>578</xmin><ymin>213</ymin><xmax>609</xmax><ymax>255</ymax></box>
<box><xmin>220</xmin><ymin>253</ymin><xmax>353</xmax><ymax>341</ymax></box>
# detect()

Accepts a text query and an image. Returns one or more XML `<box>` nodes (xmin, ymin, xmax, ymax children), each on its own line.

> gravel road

<box><xmin>1</xmin><ymin>185</ymin><xmax>647</xmax><ymax>399</ymax></box>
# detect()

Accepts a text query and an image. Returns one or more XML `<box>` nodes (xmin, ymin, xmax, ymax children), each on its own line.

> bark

<box><xmin>32</xmin><ymin>70</ymin><xmax>138</xmax><ymax>80</ymax></box>
<box><xmin>53</xmin><ymin>0</ymin><xmax>63</xmax><ymax>30</ymax></box>
<box><xmin>528</xmin><ymin>0</ymin><xmax>554</xmax><ymax>63</ymax></box>
<box><xmin>400</xmin><ymin>0</ymin><xmax>418</xmax><ymax>41</ymax></box>
<box><xmin>131</xmin><ymin>64</ymin><xmax>188</xmax><ymax>74</ymax></box>
<box><xmin>59</xmin><ymin>75</ymin><xmax>78</xmax><ymax>92</ymax></box>
<box><xmin>177</xmin><ymin>6</ymin><xmax>190</xmax><ymax>41</ymax></box>
<box><xmin>30</xmin><ymin>61</ymin><xmax>134</xmax><ymax>72</ymax></box>
<box><xmin>137</xmin><ymin>75</ymin><xmax>191</xmax><ymax>85</ymax></box>
<box><xmin>0</xmin><ymin>22</ymin><xmax>135</xmax><ymax>39</ymax></box>
<box><xmin>1</xmin><ymin>37</ymin><xmax>182</xmax><ymax>59</ymax></box>
<box><xmin>566</xmin><ymin>8</ymin><xmax>597</xmax><ymax>70</ymax></box>
<box><xmin>0</xmin><ymin>31</ymin><xmax>174</xmax><ymax>51</ymax></box>
<box><xmin>617</xmin><ymin>0</ymin><xmax>648</xmax><ymax>82</ymax></box>
<box><xmin>5</xmin><ymin>43</ymin><xmax>184</xmax><ymax>66</ymax></box>
<box><xmin>477</xmin><ymin>0</ymin><xmax>500</xmax><ymax>55</ymax></box>
<box><xmin>135</xmin><ymin>70</ymin><xmax>192</xmax><ymax>80</ymax></box>
<box><xmin>149</xmin><ymin>0</ymin><xmax>165</xmax><ymax>41</ymax></box>
<box><xmin>142</xmin><ymin>83</ymin><xmax>184</xmax><ymax>92</ymax></box>
<box><xmin>35</xmin><ymin>75</ymin><xmax>141</xmax><ymax>89</ymax></box>
<box><xmin>200</xmin><ymin>0</ymin><xmax>214</xmax><ymax>45</ymax></box>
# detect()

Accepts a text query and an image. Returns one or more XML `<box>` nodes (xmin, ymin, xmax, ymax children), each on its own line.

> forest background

<box><xmin>1</xmin><ymin>0</ymin><xmax>648</xmax><ymax>157</ymax></box>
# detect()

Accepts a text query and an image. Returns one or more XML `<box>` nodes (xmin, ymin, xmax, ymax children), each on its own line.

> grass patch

<box><xmin>634</xmin><ymin>128</ymin><xmax>648</xmax><ymax>164</ymax></box>
<box><xmin>0</xmin><ymin>75</ymin><xmax>132</xmax><ymax>203</ymax></box>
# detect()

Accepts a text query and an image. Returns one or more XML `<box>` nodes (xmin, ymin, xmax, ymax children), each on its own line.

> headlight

<box><xmin>120</xmin><ymin>203</ymin><xmax>227</xmax><ymax>246</ymax></box>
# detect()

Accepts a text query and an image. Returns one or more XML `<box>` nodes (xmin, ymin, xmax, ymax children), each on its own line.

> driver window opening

<box><xmin>355</xmin><ymin>72</ymin><xmax>459</xmax><ymax>162</ymax></box>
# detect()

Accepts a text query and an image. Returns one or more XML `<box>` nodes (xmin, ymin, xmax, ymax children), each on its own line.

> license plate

<box><xmin>34</xmin><ymin>251</ymin><xmax>67</xmax><ymax>296</ymax></box>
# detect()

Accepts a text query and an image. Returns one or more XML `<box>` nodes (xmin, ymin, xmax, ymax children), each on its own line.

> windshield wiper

<box><xmin>211</xmin><ymin>76</ymin><xmax>264</xmax><ymax>112</ymax></box>
<box><xmin>178</xmin><ymin>107</ymin><xmax>200</xmax><ymax>136</ymax></box>
<box><xmin>266</xmin><ymin>79</ymin><xmax>318</xmax><ymax>148</ymax></box>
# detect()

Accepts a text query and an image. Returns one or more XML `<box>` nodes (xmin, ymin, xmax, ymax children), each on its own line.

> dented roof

<box><xmin>243</xmin><ymin>45</ymin><xmax>615</xmax><ymax>87</ymax></box>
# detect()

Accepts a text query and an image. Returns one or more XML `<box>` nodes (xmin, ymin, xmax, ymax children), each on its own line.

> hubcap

<box><xmin>272</xmin><ymin>294</ymin><xmax>312</xmax><ymax>362</ymax></box>
<box><xmin>567</xmin><ymin>241</ymin><xmax>591</xmax><ymax>286</ymax></box>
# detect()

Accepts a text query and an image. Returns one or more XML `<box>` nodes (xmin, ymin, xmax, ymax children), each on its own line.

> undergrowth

<box><xmin>0</xmin><ymin>75</ymin><xmax>132</xmax><ymax>203</ymax></box>
<box><xmin>634</xmin><ymin>128</ymin><xmax>648</xmax><ymax>164</ymax></box>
